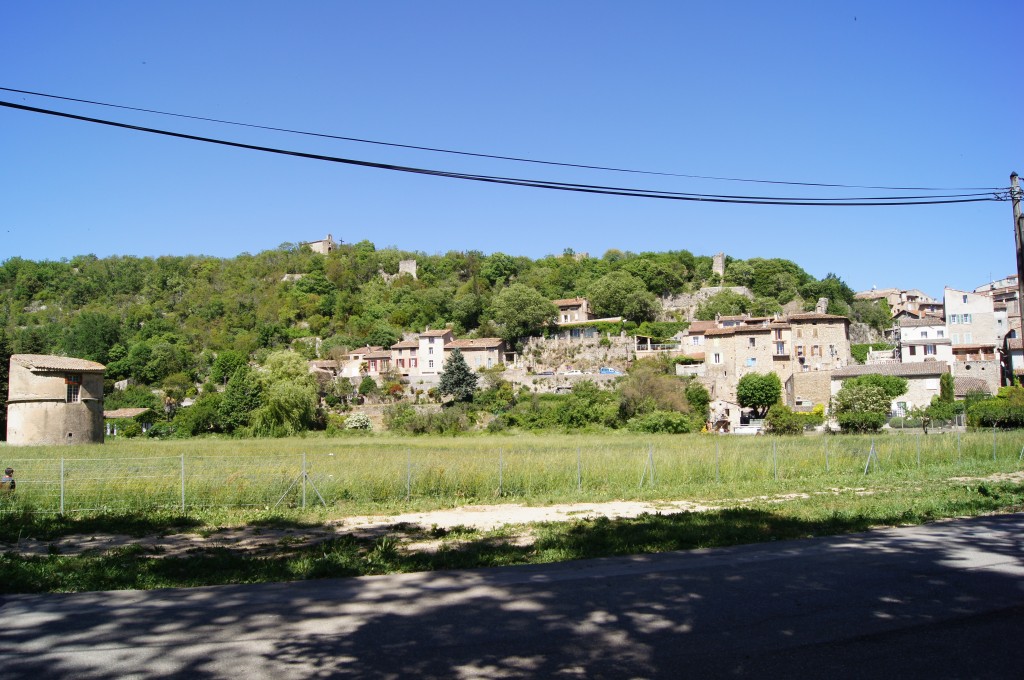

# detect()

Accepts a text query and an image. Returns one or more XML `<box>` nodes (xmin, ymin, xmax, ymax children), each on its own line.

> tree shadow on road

<box><xmin>3</xmin><ymin>509</ymin><xmax>1024</xmax><ymax>678</ymax></box>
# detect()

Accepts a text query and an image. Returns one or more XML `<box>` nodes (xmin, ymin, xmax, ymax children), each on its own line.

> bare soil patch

<box><xmin>5</xmin><ymin>471</ymin><xmax>1019</xmax><ymax>558</ymax></box>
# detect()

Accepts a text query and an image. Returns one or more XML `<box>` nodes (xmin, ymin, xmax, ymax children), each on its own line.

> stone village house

<box><xmin>700</xmin><ymin>312</ymin><xmax>852</xmax><ymax>412</ymax></box>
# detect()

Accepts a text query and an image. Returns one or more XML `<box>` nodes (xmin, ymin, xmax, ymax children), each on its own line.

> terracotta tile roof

<box><xmin>104</xmin><ymin>408</ymin><xmax>153</xmax><ymax>419</ymax></box>
<box><xmin>683</xmin><ymin>352</ymin><xmax>705</xmax><ymax>361</ymax></box>
<box><xmin>11</xmin><ymin>354</ymin><xmax>105</xmax><ymax>372</ymax></box>
<box><xmin>446</xmin><ymin>338</ymin><xmax>504</xmax><ymax>350</ymax></box>
<box><xmin>685</xmin><ymin>320</ymin><xmax>716</xmax><ymax>333</ymax></box>
<box><xmin>309</xmin><ymin>360</ymin><xmax>338</xmax><ymax>369</ymax></box>
<box><xmin>391</xmin><ymin>340</ymin><xmax>419</xmax><ymax>349</ymax></box>
<box><xmin>832</xmin><ymin>362</ymin><xmax>947</xmax><ymax>379</ymax></box>
<box><xmin>899</xmin><ymin>317</ymin><xmax>946</xmax><ymax>327</ymax></box>
<box><xmin>954</xmin><ymin>376</ymin><xmax>992</xmax><ymax>397</ymax></box>
<box><xmin>1006</xmin><ymin>338</ymin><xmax>1023</xmax><ymax>350</ymax></box>
<box><xmin>347</xmin><ymin>346</ymin><xmax>382</xmax><ymax>356</ymax></box>
<box><xmin>552</xmin><ymin>297</ymin><xmax>586</xmax><ymax>307</ymax></box>
<box><xmin>951</xmin><ymin>344</ymin><xmax>998</xmax><ymax>352</ymax></box>
<box><xmin>420</xmin><ymin>329</ymin><xmax>453</xmax><ymax>337</ymax></box>
<box><xmin>786</xmin><ymin>313</ymin><xmax>850</xmax><ymax>322</ymax></box>
<box><xmin>365</xmin><ymin>350</ymin><xmax>392</xmax><ymax>360</ymax></box>
<box><xmin>704</xmin><ymin>328</ymin><xmax>736</xmax><ymax>337</ymax></box>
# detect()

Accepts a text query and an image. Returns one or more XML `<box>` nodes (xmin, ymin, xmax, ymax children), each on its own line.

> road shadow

<box><xmin>2</xmin><ymin>512</ymin><xmax>1023</xmax><ymax>678</ymax></box>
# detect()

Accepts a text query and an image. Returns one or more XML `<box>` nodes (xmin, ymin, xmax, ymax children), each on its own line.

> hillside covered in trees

<box><xmin>0</xmin><ymin>243</ymin><xmax>891</xmax><ymax>437</ymax></box>
<box><xmin>0</xmin><ymin>244</ymin><xmax>874</xmax><ymax>374</ymax></box>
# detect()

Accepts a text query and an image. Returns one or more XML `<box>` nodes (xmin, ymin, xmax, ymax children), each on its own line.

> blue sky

<box><xmin>1</xmin><ymin>1</ymin><xmax>1020</xmax><ymax>300</ymax></box>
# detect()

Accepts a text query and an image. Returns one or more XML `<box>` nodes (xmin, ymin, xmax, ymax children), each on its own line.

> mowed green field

<box><xmin>2</xmin><ymin>429</ymin><xmax>1021</xmax><ymax>516</ymax></box>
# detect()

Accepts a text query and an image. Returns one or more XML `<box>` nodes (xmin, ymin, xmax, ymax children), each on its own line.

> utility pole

<box><xmin>1013</xmin><ymin>173</ymin><xmax>1024</xmax><ymax>334</ymax></box>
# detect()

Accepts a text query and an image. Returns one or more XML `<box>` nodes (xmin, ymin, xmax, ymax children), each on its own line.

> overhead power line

<box><xmin>0</xmin><ymin>99</ymin><xmax>1008</xmax><ymax>207</ymax></box>
<box><xmin>0</xmin><ymin>85</ymin><xmax>1004</xmax><ymax>193</ymax></box>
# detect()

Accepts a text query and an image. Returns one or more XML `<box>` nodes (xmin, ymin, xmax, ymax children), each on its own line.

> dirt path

<box><xmin>5</xmin><ymin>499</ymin><xmax>720</xmax><ymax>558</ymax></box>
<box><xmin>6</xmin><ymin>470</ymin><xmax>1022</xmax><ymax>558</ymax></box>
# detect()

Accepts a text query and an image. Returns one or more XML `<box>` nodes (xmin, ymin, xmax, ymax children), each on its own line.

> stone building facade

<box><xmin>302</xmin><ymin>234</ymin><xmax>337</xmax><ymax>255</ymax></box>
<box><xmin>700</xmin><ymin>313</ymin><xmax>851</xmax><ymax>409</ymax></box>
<box><xmin>6</xmin><ymin>354</ymin><xmax>105</xmax><ymax>445</ymax></box>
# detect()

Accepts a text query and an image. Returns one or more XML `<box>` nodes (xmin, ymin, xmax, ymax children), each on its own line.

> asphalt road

<box><xmin>2</xmin><ymin>514</ymin><xmax>1024</xmax><ymax>679</ymax></box>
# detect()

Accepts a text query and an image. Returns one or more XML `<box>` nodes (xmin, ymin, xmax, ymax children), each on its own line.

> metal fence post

<box><xmin>715</xmin><ymin>439</ymin><xmax>720</xmax><ymax>483</ymax></box>
<box><xmin>824</xmin><ymin>438</ymin><xmax>829</xmax><ymax>473</ymax></box>
<box><xmin>773</xmin><ymin>440</ymin><xmax>778</xmax><ymax>481</ymax></box>
<box><xmin>498</xmin><ymin>448</ymin><xmax>503</xmax><ymax>496</ymax></box>
<box><xmin>406</xmin><ymin>449</ymin><xmax>412</xmax><ymax>502</ymax></box>
<box><xmin>957</xmin><ymin>430</ymin><xmax>961</xmax><ymax>463</ymax></box>
<box><xmin>60</xmin><ymin>458</ymin><xmax>65</xmax><ymax>516</ymax></box>
<box><xmin>992</xmin><ymin>425</ymin><xmax>997</xmax><ymax>461</ymax></box>
<box><xmin>302</xmin><ymin>453</ymin><xmax>307</xmax><ymax>510</ymax></box>
<box><xmin>576</xmin><ymin>447</ymin><xmax>582</xmax><ymax>493</ymax></box>
<box><xmin>180</xmin><ymin>454</ymin><xmax>185</xmax><ymax>513</ymax></box>
<box><xmin>916</xmin><ymin>433</ymin><xmax>921</xmax><ymax>468</ymax></box>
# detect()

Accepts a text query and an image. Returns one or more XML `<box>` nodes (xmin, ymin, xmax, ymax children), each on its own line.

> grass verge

<box><xmin>1</xmin><ymin>477</ymin><xmax>1021</xmax><ymax>594</ymax></box>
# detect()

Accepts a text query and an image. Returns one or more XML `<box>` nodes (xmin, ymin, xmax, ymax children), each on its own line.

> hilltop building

<box><xmin>301</xmin><ymin>234</ymin><xmax>338</xmax><ymax>255</ymax></box>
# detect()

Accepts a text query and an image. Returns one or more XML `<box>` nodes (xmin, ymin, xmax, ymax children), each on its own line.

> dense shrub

<box><xmin>344</xmin><ymin>413</ymin><xmax>372</xmax><ymax>430</ymax></box>
<box><xmin>967</xmin><ymin>399</ymin><xmax>1024</xmax><ymax>428</ymax></box>
<box><xmin>850</xmin><ymin>343</ymin><xmax>895</xmax><ymax>364</ymax></box>
<box><xmin>832</xmin><ymin>382</ymin><xmax>891</xmax><ymax>433</ymax></box>
<box><xmin>836</xmin><ymin>411</ymin><xmax>888</xmax><ymax>433</ymax></box>
<box><xmin>383</xmin><ymin>403</ymin><xmax>417</xmax><ymax>431</ymax></box>
<box><xmin>626</xmin><ymin>411</ymin><xmax>695</xmax><ymax>434</ymax></box>
<box><xmin>764</xmin><ymin>404</ymin><xmax>803</xmax><ymax>435</ymax></box>
<box><xmin>383</xmin><ymin>403</ymin><xmax>473</xmax><ymax>435</ymax></box>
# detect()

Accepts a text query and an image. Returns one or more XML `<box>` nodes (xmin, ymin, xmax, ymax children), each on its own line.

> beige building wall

<box><xmin>7</xmin><ymin>356</ymin><xmax>105</xmax><ymax>446</ymax></box>
<box><xmin>418</xmin><ymin>330</ymin><xmax>453</xmax><ymax>375</ymax></box>
<box><xmin>700</xmin><ymin>315</ymin><xmax>849</xmax><ymax>408</ymax></box>
<box><xmin>787</xmin><ymin>371</ymin><xmax>833</xmax><ymax>409</ymax></box>
<box><xmin>952</xmin><ymin>359</ymin><xmax>1001</xmax><ymax>395</ymax></box>
<box><xmin>945</xmin><ymin>288</ymin><xmax>997</xmax><ymax>347</ymax></box>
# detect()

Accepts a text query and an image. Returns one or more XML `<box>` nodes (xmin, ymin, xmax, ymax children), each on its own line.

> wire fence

<box><xmin>1</xmin><ymin>429</ymin><xmax>1022</xmax><ymax>515</ymax></box>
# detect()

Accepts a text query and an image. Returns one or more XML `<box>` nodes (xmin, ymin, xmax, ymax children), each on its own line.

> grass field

<box><xmin>1</xmin><ymin>429</ymin><xmax>1022</xmax><ymax>516</ymax></box>
<box><xmin>2</xmin><ymin>430</ymin><xmax>1023</xmax><ymax>594</ymax></box>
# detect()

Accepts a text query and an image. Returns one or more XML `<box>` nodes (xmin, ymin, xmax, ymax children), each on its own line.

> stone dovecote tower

<box><xmin>6</xmin><ymin>354</ymin><xmax>105</xmax><ymax>445</ymax></box>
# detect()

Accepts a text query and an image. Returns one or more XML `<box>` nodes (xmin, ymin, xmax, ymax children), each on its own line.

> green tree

<box><xmin>438</xmin><ymin>348</ymin><xmax>478</xmax><ymax>402</ymax></box>
<box><xmin>850</xmin><ymin>299</ymin><xmax>892</xmax><ymax>333</ymax></box>
<box><xmin>832</xmin><ymin>381</ymin><xmax>891</xmax><ymax>432</ymax></box>
<box><xmin>481</xmin><ymin>252</ymin><xmax>518</xmax><ymax>285</ymax></box>
<box><xmin>842</xmin><ymin>374</ymin><xmax>907</xmax><ymax>400</ymax></box>
<box><xmin>490</xmin><ymin>284</ymin><xmax>557</xmax><ymax>342</ymax></box>
<box><xmin>736</xmin><ymin>372</ymin><xmax>782</xmax><ymax>419</ymax></box>
<box><xmin>250</xmin><ymin>381</ymin><xmax>319</xmax><ymax>437</ymax></box>
<box><xmin>210</xmin><ymin>350</ymin><xmax>248</xmax><ymax>385</ymax></box>
<box><xmin>61</xmin><ymin>311</ymin><xmax>121</xmax><ymax>363</ymax></box>
<box><xmin>0</xmin><ymin>328</ymin><xmax>11</xmax><ymax>440</ymax></box>
<box><xmin>685</xmin><ymin>380</ymin><xmax>711</xmax><ymax>422</ymax></box>
<box><xmin>172</xmin><ymin>392</ymin><xmax>224</xmax><ymax>436</ymax></box>
<box><xmin>557</xmin><ymin>380</ymin><xmax>619</xmax><ymax>429</ymax></box>
<box><xmin>939</xmin><ymin>372</ymin><xmax>955</xmax><ymax>403</ymax></box>
<box><xmin>245</xmin><ymin>350</ymin><xmax>320</xmax><ymax>437</ymax></box>
<box><xmin>621</xmin><ymin>258</ymin><xmax>685</xmax><ymax>296</ymax></box>
<box><xmin>104</xmin><ymin>384</ymin><xmax>161</xmax><ymax>412</ymax></box>
<box><xmin>588</xmin><ymin>271</ymin><xmax>657</xmax><ymax>321</ymax></box>
<box><xmin>217</xmin><ymin>365</ymin><xmax>263</xmax><ymax>433</ymax></box>
<box><xmin>764</xmin><ymin>404</ymin><xmax>804</xmax><ymax>435</ymax></box>
<box><xmin>358</xmin><ymin>376</ymin><xmax>379</xmax><ymax>398</ymax></box>
<box><xmin>617</xmin><ymin>361</ymin><xmax>689</xmax><ymax>420</ymax></box>
<box><xmin>695</xmin><ymin>290</ymin><xmax>749</xmax><ymax>320</ymax></box>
